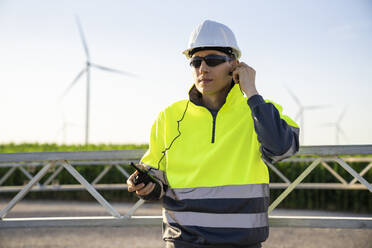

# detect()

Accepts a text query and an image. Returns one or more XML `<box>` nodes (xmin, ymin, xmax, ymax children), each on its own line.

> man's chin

<box><xmin>196</xmin><ymin>83</ymin><xmax>231</xmax><ymax>96</ymax></box>
<box><xmin>196</xmin><ymin>85</ymin><xmax>214</xmax><ymax>94</ymax></box>
<box><xmin>198</xmin><ymin>88</ymin><xmax>211</xmax><ymax>94</ymax></box>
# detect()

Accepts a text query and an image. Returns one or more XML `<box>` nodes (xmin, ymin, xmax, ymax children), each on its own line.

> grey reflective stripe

<box><xmin>291</xmin><ymin>125</ymin><xmax>300</xmax><ymax>137</ymax></box>
<box><xmin>166</xmin><ymin>183</ymin><xmax>269</xmax><ymax>200</ymax></box>
<box><xmin>165</xmin><ymin>209</ymin><xmax>268</xmax><ymax>229</ymax></box>
<box><xmin>270</xmin><ymin>126</ymin><xmax>299</xmax><ymax>163</ymax></box>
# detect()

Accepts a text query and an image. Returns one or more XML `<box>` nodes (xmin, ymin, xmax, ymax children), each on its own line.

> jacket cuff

<box><xmin>247</xmin><ymin>94</ymin><xmax>265</xmax><ymax>109</ymax></box>
<box><xmin>138</xmin><ymin>181</ymin><xmax>161</xmax><ymax>201</ymax></box>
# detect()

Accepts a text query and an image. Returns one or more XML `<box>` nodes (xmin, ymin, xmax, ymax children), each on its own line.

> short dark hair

<box><xmin>189</xmin><ymin>46</ymin><xmax>236</xmax><ymax>59</ymax></box>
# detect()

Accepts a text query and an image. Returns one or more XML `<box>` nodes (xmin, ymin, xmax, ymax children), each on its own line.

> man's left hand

<box><xmin>232</xmin><ymin>62</ymin><xmax>258</xmax><ymax>98</ymax></box>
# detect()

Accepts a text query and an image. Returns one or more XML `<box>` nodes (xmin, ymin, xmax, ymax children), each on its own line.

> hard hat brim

<box><xmin>183</xmin><ymin>46</ymin><xmax>241</xmax><ymax>59</ymax></box>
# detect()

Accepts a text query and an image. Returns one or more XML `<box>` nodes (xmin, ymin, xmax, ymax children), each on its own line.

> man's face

<box><xmin>191</xmin><ymin>50</ymin><xmax>236</xmax><ymax>96</ymax></box>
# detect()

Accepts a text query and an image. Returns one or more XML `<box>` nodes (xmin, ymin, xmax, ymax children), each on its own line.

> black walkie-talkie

<box><xmin>130</xmin><ymin>162</ymin><xmax>157</xmax><ymax>185</ymax></box>
<box><xmin>129</xmin><ymin>162</ymin><xmax>161</xmax><ymax>200</ymax></box>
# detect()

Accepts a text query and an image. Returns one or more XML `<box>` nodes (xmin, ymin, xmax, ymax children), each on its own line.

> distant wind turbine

<box><xmin>286</xmin><ymin>87</ymin><xmax>330</xmax><ymax>145</ymax></box>
<box><xmin>54</xmin><ymin>111</ymin><xmax>77</xmax><ymax>144</ymax></box>
<box><xmin>56</xmin><ymin>119</ymin><xmax>77</xmax><ymax>144</ymax></box>
<box><xmin>60</xmin><ymin>16</ymin><xmax>138</xmax><ymax>145</ymax></box>
<box><xmin>321</xmin><ymin>107</ymin><xmax>348</xmax><ymax>145</ymax></box>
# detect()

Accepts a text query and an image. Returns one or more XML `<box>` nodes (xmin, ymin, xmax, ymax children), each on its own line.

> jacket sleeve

<box><xmin>247</xmin><ymin>94</ymin><xmax>300</xmax><ymax>163</ymax></box>
<box><xmin>139</xmin><ymin>111</ymin><xmax>168</xmax><ymax>201</ymax></box>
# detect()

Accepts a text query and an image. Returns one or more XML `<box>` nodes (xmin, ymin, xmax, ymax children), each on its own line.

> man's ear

<box><xmin>229</xmin><ymin>60</ymin><xmax>239</xmax><ymax>73</ymax></box>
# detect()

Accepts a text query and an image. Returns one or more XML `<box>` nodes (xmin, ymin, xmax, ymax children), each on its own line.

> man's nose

<box><xmin>199</xmin><ymin>60</ymin><xmax>209</xmax><ymax>73</ymax></box>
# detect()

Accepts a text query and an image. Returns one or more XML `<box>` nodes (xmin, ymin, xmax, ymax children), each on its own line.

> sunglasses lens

<box><xmin>190</xmin><ymin>55</ymin><xmax>231</xmax><ymax>68</ymax></box>
<box><xmin>190</xmin><ymin>57</ymin><xmax>202</xmax><ymax>68</ymax></box>
<box><xmin>205</xmin><ymin>58</ymin><xmax>226</xmax><ymax>66</ymax></box>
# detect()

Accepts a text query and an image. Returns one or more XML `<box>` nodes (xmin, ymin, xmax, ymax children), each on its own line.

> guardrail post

<box><xmin>320</xmin><ymin>161</ymin><xmax>347</xmax><ymax>185</ymax></box>
<box><xmin>266</xmin><ymin>162</ymin><xmax>290</xmax><ymax>183</ymax></box>
<box><xmin>43</xmin><ymin>165</ymin><xmax>64</xmax><ymax>186</ymax></box>
<box><xmin>334</xmin><ymin>157</ymin><xmax>372</xmax><ymax>192</ymax></box>
<box><xmin>0</xmin><ymin>166</ymin><xmax>17</xmax><ymax>186</ymax></box>
<box><xmin>61</xmin><ymin>161</ymin><xmax>121</xmax><ymax>218</ymax></box>
<box><xmin>125</xmin><ymin>199</ymin><xmax>145</xmax><ymax>217</ymax></box>
<box><xmin>268</xmin><ymin>158</ymin><xmax>322</xmax><ymax>213</ymax></box>
<box><xmin>349</xmin><ymin>162</ymin><xmax>372</xmax><ymax>185</ymax></box>
<box><xmin>0</xmin><ymin>162</ymin><xmax>54</xmax><ymax>219</ymax></box>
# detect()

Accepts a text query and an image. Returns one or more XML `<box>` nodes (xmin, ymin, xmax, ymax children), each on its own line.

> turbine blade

<box><xmin>91</xmin><ymin>63</ymin><xmax>139</xmax><ymax>78</ymax></box>
<box><xmin>304</xmin><ymin>105</ymin><xmax>330</xmax><ymax>110</ymax></box>
<box><xmin>338</xmin><ymin>127</ymin><xmax>348</xmax><ymax>142</ymax></box>
<box><xmin>285</xmin><ymin>87</ymin><xmax>302</xmax><ymax>106</ymax></box>
<box><xmin>75</xmin><ymin>15</ymin><xmax>90</xmax><ymax>60</ymax></box>
<box><xmin>60</xmin><ymin>68</ymin><xmax>86</xmax><ymax>100</ymax></box>
<box><xmin>339</xmin><ymin>127</ymin><xmax>347</xmax><ymax>136</ymax></box>
<box><xmin>338</xmin><ymin>107</ymin><xmax>347</xmax><ymax>122</ymax></box>
<box><xmin>295</xmin><ymin>110</ymin><xmax>302</xmax><ymax>121</ymax></box>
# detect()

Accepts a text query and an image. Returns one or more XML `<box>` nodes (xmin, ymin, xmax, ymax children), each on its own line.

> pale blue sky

<box><xmin>0</xmin><ymin>0</ymin><xmax>371</xmax><ymax>145</ymax></box>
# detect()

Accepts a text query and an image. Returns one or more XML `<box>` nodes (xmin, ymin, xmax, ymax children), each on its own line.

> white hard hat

<box><xmin>183</xmin><ymin>20</ymin><xmax>241</xmax><ymax>59</ymax></box>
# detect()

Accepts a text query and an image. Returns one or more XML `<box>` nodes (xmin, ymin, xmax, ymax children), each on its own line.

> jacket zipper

<box><xmin>205</xmin><ymin>107</ymin><xmax>219</xmax><ymax>144</ymax></box>
<box><xmin>211</xmin><ymin>114</ymin><xmax>216</xmax><ymax>143</ymax></box>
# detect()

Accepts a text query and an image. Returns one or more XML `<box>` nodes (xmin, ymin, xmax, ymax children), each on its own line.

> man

<box><xmin>128</xmin><ymin>20</ymin><xmax>300</xmax><ymax>248</ymax></box>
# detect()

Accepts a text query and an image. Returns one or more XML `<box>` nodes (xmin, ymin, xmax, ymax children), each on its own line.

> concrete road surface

<box><xmin>0</xmin><ymin>200</ymin><xmax>371</xmax><ymax>248</ymax></box>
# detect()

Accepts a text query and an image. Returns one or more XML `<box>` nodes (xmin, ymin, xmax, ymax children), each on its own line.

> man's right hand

<box><xmin>127</xmin><ymin>170</ymin><xmax>156</xmax><ymax>196</ymax></box>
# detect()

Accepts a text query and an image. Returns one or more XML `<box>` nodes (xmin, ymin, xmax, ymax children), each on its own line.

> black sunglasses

<box><xmin>190</xmin><ymin>54</ymin><xmax>233</xmax><ymax>68</ymax></box>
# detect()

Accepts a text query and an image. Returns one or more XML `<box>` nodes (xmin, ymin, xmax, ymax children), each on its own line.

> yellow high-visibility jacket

<box><xmin>141</xmin><ymin>83</ymin><xmax>299</xmax><ymax>247</ymax></box>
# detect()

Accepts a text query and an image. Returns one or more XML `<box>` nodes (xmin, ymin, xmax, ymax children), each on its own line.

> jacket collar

<box><xmin>188</xmin><ymin>81</ymin><xmax>244</xmax><ymax>109</ymax></box>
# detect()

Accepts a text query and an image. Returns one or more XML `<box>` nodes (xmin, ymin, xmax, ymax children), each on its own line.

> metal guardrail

<box><xmin>0</xmin><ymin>145</ymin><xmax>371</xmax><ymax>229</ymax></box>
<box><xmin>1</xmin><ymin>148</ymin><xmax>371</xmax><ymax>193</ymax></box>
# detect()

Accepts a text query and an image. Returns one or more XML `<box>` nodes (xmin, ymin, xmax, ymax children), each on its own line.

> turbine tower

<box><xmin>321</xmin><ymin>107</ymin><xmax>348</xmax><ymax>145</ymax></box>
<box><xmin>61</xmin><ymin>16</ymin><xmax>137</xmax><ymax>145</ymax></box>
<box><xmin>286</xmin><ymin>87</ymin><xmax>329</xmax><ymax>145</ymax></box>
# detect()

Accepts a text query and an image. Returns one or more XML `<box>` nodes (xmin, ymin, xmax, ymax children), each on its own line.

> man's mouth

<box><xmin>199</xmin><ymin>78</ymin><xmax>213</xmax><ymax>84</ymax></box>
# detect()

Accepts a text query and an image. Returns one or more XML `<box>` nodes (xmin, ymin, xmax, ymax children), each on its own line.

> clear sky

<box><xmin>0</xmin><ymin>0</ymin><xmax>371</xmax><ymax>146</ymax></box>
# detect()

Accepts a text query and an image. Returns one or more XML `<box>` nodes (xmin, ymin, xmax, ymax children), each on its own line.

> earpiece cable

<box><xmin>156</xmin><ymin>100</ymin><xmax>190</xmax><ymax>170</ymax></box>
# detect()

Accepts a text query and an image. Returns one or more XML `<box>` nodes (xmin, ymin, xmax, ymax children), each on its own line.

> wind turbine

<box><xmin>286</xmin><ymin>87</ymin><xmax>330</xmax><ymax>145</ymax></box>
<box><xmin>321</xmin><ymin>107</ymin><xmax>348</xmax><ymax>145</ymax></box>
<box><xmin>61</xmin><ymin>16</ymin><xmax>137</xmax><ymax>145</ymax></box>
<box><xmin>56</xmin><ymin>119</ymin><xmax>77</xmax><ymax>144</ymax></box>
